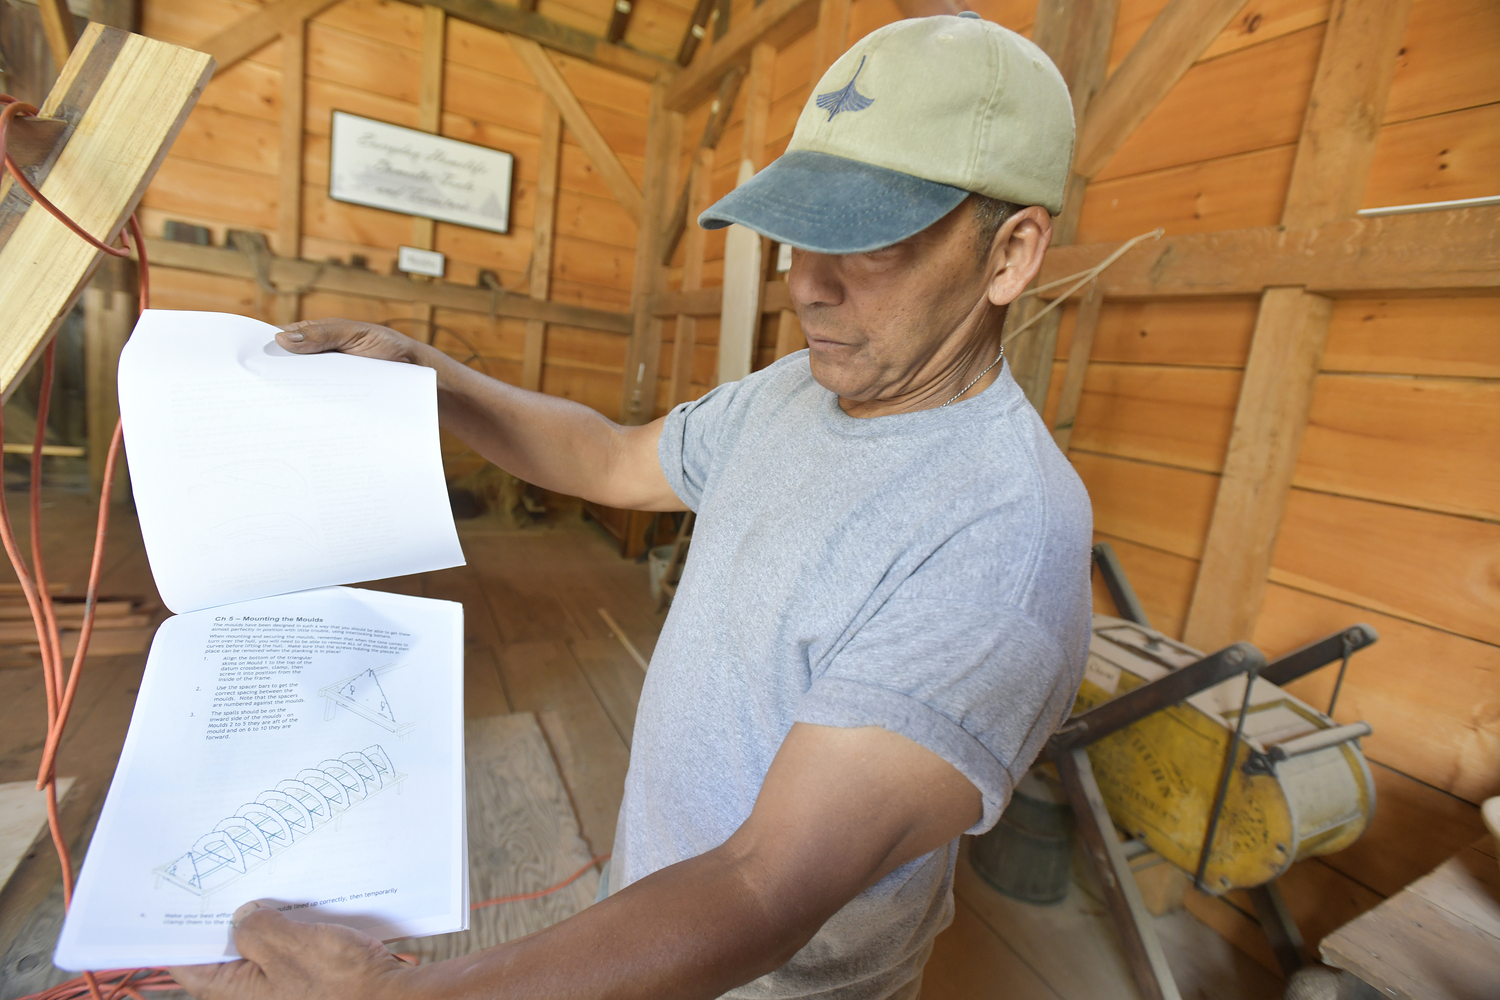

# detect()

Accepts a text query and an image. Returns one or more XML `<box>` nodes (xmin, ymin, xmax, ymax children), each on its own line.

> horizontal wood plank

<box><xmin>1295</xmin><ymin>373</ymin><xmax>1500</xmax><ymax>521</ymax></box>
<box><xmin>142</xmin><ymin>240</ymin><xmax>633</xmax><ymax>333</ymax></box>
<box><xmin>1090</xmin><ymin>532</ymin><xmax>1199</xmax><ymax>639</ymax></box>
<box><xmin>1055</xmin><ymin>297</ymin><xmax>1258</xmax><ymax>368</ymax></box>
<box><xmin>1254</xmin><ymin>583</ymin><xmax>1500</xmax><ymax>803</ymax></box>
<box><xmin>1070</xmin><ymin>451</ymin><xmax>1218</xmax><ymax>560</ymax></box>
<box><xmin>1070</xmin><ymin>363</ymin><xmax>1241</xmax><ymax>473</ymax></box>
<box><xmin>1270</xmin><ymin>489</ymin><xmax>1500</xmax><ymax>647</ymax></box>
<box><xmin>1363</xmin><ymin>102</ymin><xmax>1500</xmax><ymax>211</ymax></box>
<box><xmin>1323</xmin><ymin>297</ymin><xmax>1500</xmax><ymax>378</ymax></box>
<box><xmin>1039</xmin><ymin>204</ymin><xmax>1500</xmax><ymax>298</ymax></box>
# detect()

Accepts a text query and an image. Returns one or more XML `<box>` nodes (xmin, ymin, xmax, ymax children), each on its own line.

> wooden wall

<box><xmin>136</xmin><ymin>0</ymin><xmax>666</xmax><ymax>458</ymax></box>
<box><xmin>655</xmin><ymin>0</ymin><xmax>1500</xmax><ymax>973</ymax></box>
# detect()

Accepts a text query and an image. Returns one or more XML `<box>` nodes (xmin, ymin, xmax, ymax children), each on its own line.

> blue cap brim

<box><xmin>698</xmin><ymin>150</ymin><xmax>970</xmax><ymax>254</ymax></box>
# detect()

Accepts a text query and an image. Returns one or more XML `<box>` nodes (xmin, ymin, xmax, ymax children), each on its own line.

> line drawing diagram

<box><xmin>320</xmin><ymin>663</ymin><xmax>414</xmax><ymax>735</ymax></box>
<box><xmin>154</xmin><ymin>745</ymin><xmax>404</xmax><ymax>901</ymax></box>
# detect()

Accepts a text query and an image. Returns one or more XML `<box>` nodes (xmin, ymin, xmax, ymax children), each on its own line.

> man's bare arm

<box><xmin>171</xmin><ymin>722</ymin><xmax>982</xmax><ymax>1000</ymax></box>
<box><xmin>275</xmin><ymin>319</ymin><xmax>683</xmax><ymax>512</ymax></box>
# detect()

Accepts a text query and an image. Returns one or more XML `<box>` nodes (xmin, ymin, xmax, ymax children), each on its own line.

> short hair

<box><xmin>972</xmin><ymin>195</ymin><xmax>1022</xmax><ymax>263</ymax></box>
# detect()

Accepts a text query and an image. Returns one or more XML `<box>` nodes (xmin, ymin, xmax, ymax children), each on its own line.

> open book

<box><xmin>55</xmin><ymin>311</ymin><xmax>469</xmax><ymax>970</ymax></box>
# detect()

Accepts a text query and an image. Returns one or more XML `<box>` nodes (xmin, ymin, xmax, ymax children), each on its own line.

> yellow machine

<box><xmin>1073</xmin><ymin>615</ymin><xmax>1376</xmax><ymax>893</ymax></box>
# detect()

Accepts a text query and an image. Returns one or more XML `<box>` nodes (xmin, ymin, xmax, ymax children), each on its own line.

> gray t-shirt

<box><xmin>611</xmin><ymin>352</ymin><xmax>1092</xmax><ymax>999</ymax></box>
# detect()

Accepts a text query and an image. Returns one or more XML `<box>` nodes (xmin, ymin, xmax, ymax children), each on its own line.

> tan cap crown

<box><xmin>789</xmin><ymin>16</ymin><xmax>1074</xmax><ymax>215</ymax></box>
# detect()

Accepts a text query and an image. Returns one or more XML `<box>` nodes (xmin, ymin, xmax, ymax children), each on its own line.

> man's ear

<box><xmin>986</xmin><ymin>206</ymin><xmax>1054</xmax><ymax>308</ymax></box>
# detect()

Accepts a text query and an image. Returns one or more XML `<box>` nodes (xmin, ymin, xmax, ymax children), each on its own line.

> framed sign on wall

<box><xmin>329</xmin><ymin>111</ymin><xmax>515</xmax><ymax>234</ymax></box>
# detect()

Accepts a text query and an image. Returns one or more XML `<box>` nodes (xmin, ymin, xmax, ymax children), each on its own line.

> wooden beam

<box><xmin>1280</xmin><ymin>0</ymin><xmax>1413</xmax><ymax>228</ymax></box>
<box><xmin>1049</xmin><ymin>279</ymin><xmax>1100</xmax><ymax>452</ymax></box>
<box><xmin>398</xmin><ymin>0</ymin><xmax>673</xmax><ymax>83</ymax></box>
<box><xmin>742</xmin><ymin>43</ymin><xmax>774</xmax><ymax>170</ymax></box>
<box><xmin>275</xmin><ymin>20</ymin><xmax>307</xmax><ymax>326</ymax></box>
<box><xmin>84</xmin><ymin>256</ymin><xmax>133</xmax><ymax>500</ymax></box>
<box><xmin>509</xmin><ymin>36</ymin><xmax>645</xmax><ymax>225</ymax></box>
<box><xmin>665</xmin><ymin>0</ymin><xmax>820</xmax><ymax>111</ymax></box>
<box><xmin>668</xmin><ymin>147</ymin><xmax>714</xmax><ymax>406</ymax></box>
<box><xmin>35</xmin><ymin>0</ymin><xmax>76</xmax><ymax>68</ymax></box>
<box><xmin>407</xmin><ymin>4</ymin><xmax>447</xmax><ymax>340</ymax></box>
<box><xmin>809</xmin><ymin>0</ymin><xmax>851</xmax><ymax>85</ymax></box>
<box><xmin>1035</xmin><ymin>205</ymin><xmax>1500</xmax><ymax>298</ymax></box>
<box><xmin>1182</xmin><ymin>0</ymin><xmax>1414</xmax><ymax>652</ymax></box>
<box><xmin>1002</xmin><ymin>0</ymin><xmax>1116</xmax><ymax>410</ymax></box>
<box><xmin>522</xmin><ymin>99</ymin><xmax>562</xmax><ymax>393</ymax></box>
<box><xmin>718</xmin><ymin>161</ymin><xmax>764</xmax><ymax>385</ymax></box>
<box><xmin>660</xmin><ymin>66</ymin><xmax>744</xmax><ymax>264</ymax></box>
<box><xmin>0</xmin><ymin>25</ymin><xmax>213</xmax><ymax>401</ymax></box>
<box><xmin>772</xmin><ymin>309</ymin><xmax>804</xmax><ymax>360</ymax></box>
<box><xmin>619</xmin><ymin>81</ymin><xmax>682</xmax><ymax>423</ymax></box>
<box><xmin>606</xmin><ymin>0</ymin><xmax>634</xmax><ymax>45</ymax></box>
<box><xmin>1072</xmin><ymin>0</ymin><xmax>1249</xmax><ymax>181</ymax></box>
<box><xmin>142</xmin><ymin>239</ymin><xmax>633</xmax><ymax>334</ymax></box>
<box><xmin>200</xmin><ymin>0</ymin><xmax>342</xmax><ymax>78</ymax></box>
<box><xmin>651</xmin><ymin>279</ymin><xmax>792</xmax><ymax>317</ymax></box>
<box><xmin>676</xmin><ymin>0</ymin><xmax>715</xmax><ymax>67</ymax></box>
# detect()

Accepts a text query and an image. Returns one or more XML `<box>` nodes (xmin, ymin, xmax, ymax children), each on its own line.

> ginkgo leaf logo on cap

<box><xmin>816</xmin><ymin>55</ymin><xmax>874</xmax><ymax>121</ymax></box>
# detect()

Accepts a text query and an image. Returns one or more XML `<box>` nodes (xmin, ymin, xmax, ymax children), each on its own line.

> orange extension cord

<box><xmin>2</xmin><ymin>95</ymin><xmax>609</xmax><ymax>1000</ymax></box>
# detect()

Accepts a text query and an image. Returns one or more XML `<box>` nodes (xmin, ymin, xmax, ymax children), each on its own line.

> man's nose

<box><xmin>787</xmin><ymin>249</ymin><xmax>845</xmax><ymax>309</ymax></box>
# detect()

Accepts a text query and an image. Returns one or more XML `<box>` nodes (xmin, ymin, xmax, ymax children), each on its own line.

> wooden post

<box><xmin>1049</xmin><ymin>279</ymin><xmax>1100</xmax><ymax>452</ymax></box>
<box><xmin>618</xmin><ymin>81</ymin><xmax>682</xmax><ymax>424</ymax></box>
<box><xmin>1182</xmin><ymin>0</ymin><xmax>1414</xmax><ymax>650</ymax></box>
<box><xmin>522</xmin><ymin>99</ymin><xmax>562</xmax><ymax>392</ymax></box>
<box><xmin>771</xmin><ymin>309</ymin><xmax>804</xmax><ymax>360</ymax></box>
<box><xmin>809</xmin><ymin>0</ymin><xmax>850</xmax><ymax>84</ymax></box>
<box><xmin>84</xmin><ymin>256</ymin><xmax>134</xmax><ymax>501</ymax></box>
<box><xmin>668</xmin><ymin>146</ymin><xmax>714</xmax><ymax>406</ymax></box>
<box><xmin>275</xmin><ymin>19</ymin><xmax>307</xmax><ymax>326</ymax></box>
<box><xmin>36</xmin><ymin>0</ymin><xmax>77</xmax><ymax>69</ymax></box>
<box><xmin>716</xmin><ymin>44</ymin><xmax>773</xmax><ymax>387</ymax></box>
<box><xmin>1000</xmin><ymin>0</ymin><xmax>1116</xmax><ymax>411</ymax></box>
<box><xmin>407</xmin><ymin>4</ymin><xmax>446</xmax><ymax>342</ymax></box>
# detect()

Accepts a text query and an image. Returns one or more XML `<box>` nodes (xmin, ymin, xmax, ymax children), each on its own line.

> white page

<box><xmin>119</xmin><ymin>310</ymin><xmax>465</xmax><ymax>614</ymax></box>
<box><xmin>54</xmin><ymin>587</ymin><xmax>466</xmax><ymax>970</ymax></box>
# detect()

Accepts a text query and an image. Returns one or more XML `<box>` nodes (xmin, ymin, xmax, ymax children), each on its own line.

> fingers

<box><xmin>231</xmin><ymin>901</ymin><xmax>303</xmax><ymax>971</ymax></box>
<box><xmin>274</xmin><ymin>319</ymin><xmax>417</xmax><ymax>364</ymax></box>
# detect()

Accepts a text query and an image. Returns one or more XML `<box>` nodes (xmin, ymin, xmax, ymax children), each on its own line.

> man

<box><xmin>173</xmin><ymin>13</ymin><xmax>1091</xmax><ymax>1000</ymax></box>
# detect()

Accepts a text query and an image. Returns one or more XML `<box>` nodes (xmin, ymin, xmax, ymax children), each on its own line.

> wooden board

<box><xmin>1070</xmin><ymin>451</ymin><xmax>1217</xmax><ymax>561</ymax></box>
<box><xmin>0</xmin><ymin>24</ymin><xmax>213</xmax><ymax>400</ymax></box>
<box><xmin>1096</xmin><ymin>24</ymin><xmax>1322</xmax><ymax>183</ymax></box>
<box><xmin>1270</xmin><ymin>488</ymin><xmax>1500</xmax><ymax>647</ymax></box>
<box><xmin>1320</xmin><ymin>841</ymin><xmax>1500</xmax><ymax>999</ymax></box>
<box><xmin>1323</xmin><ymin>297</ymin><xmax>1500</xmax><ymax>379</ymax></box>
<box><xmin>1295</xmin><ymin>373</ymin><xmax>1500</xmax><ymax>522</ymax></box>
<box><xmin>389</xmin><ymin>712</ymin><xmax>599</xmax><ymax>963</ymax></box>
<box><xmin>1040</xmin><ymin>204</ymin><xmax>1500</xmax><ymax>298</ymax></box>
<box><xmin>0</xmin><ymin>779</ymin><xmax>75</xmax><ymax>893</ymax></box>
<box><xmin>1254</xmin><ymin>583</ymin><xmax>1500</xmax><ymax>803</ymax></box>
<box><xmin>1055</xmin><ymin>297</ymin><xmax>1257</xmax><ymax>369</ymax></box>
<box><xmin>1070</xmin><ymin>363</ymin><xmax>1241</xmax><ymax>473</ymax></box>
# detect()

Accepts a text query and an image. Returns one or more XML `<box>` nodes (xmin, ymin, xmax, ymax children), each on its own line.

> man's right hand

<box><xmin>276</xmin><ymin>319</ymin><xmax>426</xmax><ymax>366</ymax></box>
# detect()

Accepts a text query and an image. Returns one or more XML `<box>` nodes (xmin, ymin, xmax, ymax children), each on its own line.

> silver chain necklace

<box><xmin>939</xmin><ymin>345</ymin><xmax>1004</xmax><ymax>407</ymax></box>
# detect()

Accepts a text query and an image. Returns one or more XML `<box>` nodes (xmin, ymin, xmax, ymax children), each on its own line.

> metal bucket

<box><xmin>969</xmin><ymin>769</ymin><xmax>1075</xmax><ymax>905</ymax></box>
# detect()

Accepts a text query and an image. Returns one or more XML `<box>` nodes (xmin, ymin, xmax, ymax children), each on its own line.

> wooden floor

<box><xmin>0</xmin><ymin>490</ymin><xmax>1285</xmax><ymax>1000</ymax></box>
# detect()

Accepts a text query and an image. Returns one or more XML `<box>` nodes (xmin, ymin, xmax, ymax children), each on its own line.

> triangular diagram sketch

<box><xmin>154</xmin><ymin>746</ymin><xmax>405</xmax><ymax>901</ymax></box>
<box><xmin>319</xmin><ymin>663</ymin><xmax>414</xmax><ymax>735</ymax></box>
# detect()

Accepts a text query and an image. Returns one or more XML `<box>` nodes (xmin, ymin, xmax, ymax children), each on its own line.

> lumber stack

<box><xmin>0</xmin><ymin>585</ymin><xmax>155</xmax><ymax>661</ymax></box>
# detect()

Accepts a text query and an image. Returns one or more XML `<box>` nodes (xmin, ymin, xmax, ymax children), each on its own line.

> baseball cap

<box><xmin>699</xmin><ymin>13</ymin><xmax>1075</xmax><ymax>254</ymax></box>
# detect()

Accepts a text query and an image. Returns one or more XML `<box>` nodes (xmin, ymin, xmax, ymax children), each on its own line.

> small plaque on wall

<box><xmin>329</xmin><ymin>111</ymin><xmax>514</xmax><ymax>234</ymax></box>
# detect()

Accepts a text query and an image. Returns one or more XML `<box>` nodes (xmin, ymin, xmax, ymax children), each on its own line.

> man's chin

<box><xmin>807</xmin><ymin>353</ymin><xmax>878</xmax><ymax>402</ymax></box>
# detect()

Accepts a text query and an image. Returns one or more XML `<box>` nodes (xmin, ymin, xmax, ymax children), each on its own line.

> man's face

<box><xmin>787</xmin><ymin>200</ymin><xmax>996</xmax><ymax>407</ymax></box>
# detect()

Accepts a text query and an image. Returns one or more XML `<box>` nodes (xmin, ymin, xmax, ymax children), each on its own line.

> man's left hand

<box><xmin>170</xmin><ymin>901</ymin><xmax>416</xmax><ymax>1000</ymax></box>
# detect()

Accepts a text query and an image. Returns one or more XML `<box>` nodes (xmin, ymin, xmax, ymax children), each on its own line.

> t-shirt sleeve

<box><xmin>794</xmin><ymin>597</ymin><xmax>1078</xmax><ymax>834</ymax></box>
<box><xmin>657</xmin><ymin>381</ymin><xmax>742</xmax><ymax>511</ymax></box>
